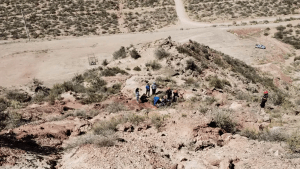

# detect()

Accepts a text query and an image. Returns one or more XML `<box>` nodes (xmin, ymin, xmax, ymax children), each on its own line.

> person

<box><xmin>153</xmin><ymin>95</ymin><xmax>161</xmax><ymax>107</ymax></box>
<box><xmin>151</xmin><ymin>82</ymin><xmax>157</xmax><ymax>95</ymax></box>
<box><xmin>140</xmin><ymin>93</ymin><xmax>148</xmax><ymax>103</ymax></box>
<box><xmin>173</xmin><ymin>90</ymin><xmax>179</xmax><ymax>102</ymax></box>
<box><xmin>146</xmin><ymin>83</ymin><xmax>150</xmax><ymax>97</ymax></box>
<box><xmin>135</xmin><ymin>88</ymin><xmax>140</xmax><ymax>103</ymax></box>
<box><xmin>166</xmin><ymin>87</ymin><xmax>172</xmax><ymax>100</ymax></box>
<box><xmin>161</xmin><ymin>95</ymin><xmax>169</xmax><ymax>107</ymax></box>
<box><xmin>260</xmin><ymin>91</ymin><xmax>268</xmax><ymax>108</ymax></box>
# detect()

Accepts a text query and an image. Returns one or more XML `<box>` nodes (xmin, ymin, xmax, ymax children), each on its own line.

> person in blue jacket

<box><xmin>151</xmin><ymin>82</ymin><xmax>157</xmax><ymax>95</ymax></box>
<box><xmin>153</xmin><ymin>95</ymin><xmax>160</xmax><ymax>107</ymax></box>
<box><xmin>146</xmin><ymin>83</ymin><xmax>150</xmax><ymax>97</ymax></box>
<box><xmin>135</xmin><ymin>88</ymin><xmax>140</xmax><ymax>103</ymax></box>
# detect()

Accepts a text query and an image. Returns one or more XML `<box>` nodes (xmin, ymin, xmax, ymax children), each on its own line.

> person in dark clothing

<box><xmin>146</xmin><ymin>83</ymin><xmax>150</xmax><ymax>97</ymax></box>
<box><xmin>140</xmin><ymin>93</ymin><xmax>148</xmax><ymax>103</ymax></box>
<box><xmin>173</xmin><ymin>90</ymin><xmax>179</xmax><ymax>102</ymax></box>
<box><xmin>160</xmin><ymin>96</ymin><xmax>167</xmax><ymax>107</ymax></box>
<box><xmin>260</xmin><ymin>91</ymin><xmax>268</xmax><ymax>108</ymax></box>
<box><xmin>166</xmin><ymin>87</ymin><xmax>172</xmax><ymax>100</ymax></box>
<box><xmin>151</xmin><ymin>82</ymin><xmax>157</xmax><ymax>95</ymax></box>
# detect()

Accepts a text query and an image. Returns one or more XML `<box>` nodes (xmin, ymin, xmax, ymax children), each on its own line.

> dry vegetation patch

<box><xmin>184</xmin><ymin>0</ymin><xmax>300</xmax><ymax>22</ymax></box>
<box><xmin>0</xmin><ymin>0</ymin><xmax>177</xmax><ymax>40</ymax></box>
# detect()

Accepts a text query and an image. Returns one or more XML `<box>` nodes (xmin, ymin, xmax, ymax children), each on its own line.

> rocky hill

<box><xmin>1</xmin><ymin>37</ymin><xmax>300</xmax><ymax>169</ymax></box>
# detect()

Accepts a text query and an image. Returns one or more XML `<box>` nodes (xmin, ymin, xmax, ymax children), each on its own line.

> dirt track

<box><xmin>0</xmin><ymin>0</ymin><xmax>299</xmax><ymax>87</ymax></box>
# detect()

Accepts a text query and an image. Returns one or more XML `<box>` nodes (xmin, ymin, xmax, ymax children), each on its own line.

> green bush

<box><xmin>204</xmin><ymin>96</ymin><xmax>216</xmax><ymax>105</ymax></box>
<box><xmin>145</xmin><ymin>60</ymin><xmax>162</xmax><ymax>70</ymax></box>
<box><xmin>113</xmin><ymin>46</ymin><xmax>126</xmax><ymax>60</ymax></box>
<box><xmin>65</xmin><ymin>134</ymin><xmax>116</xmax><ymax>150</ymax></box>
<box><xmin>6</xmin><ymin>90</ymin><xmax>31</xmax><ymax>103</ymax></box>
<box><xmin>208</xmin><ymin>76</ymin><xmax>231</xmax><ymax>89</ymax></box>
<box><xmin>93</xmin><ymin>117</ymin><xmax>123</xmax><ymax>136</ymax></box>
<box><xmin>212</xmin><ymin>109</ymin><xmax>237</xmax><ymax>133</ymax></box>
<box><xmin>272</xmin><ymin>92</ymin><xmax>285</xmax><ymax>106</ymax></box>
<box><xmin>276</xmin><ymin>25</ymin><xmax>286</xmax><ymax>31</ymax></box>
<box><xmin>130</xmin><ymin>49</ymin><xmax>141</xmax><ymax>59</ymax></box>
<box><xmin>0</xmin><ymin>98</ymin><xmax>9</xmax><ymax>112</ymax></box>
<box><xmin>287</xmin><ymin>131</ymin><xmax>300</xmax><ymax>153</ymax></box>
<box><xmin>105</xmin><ymin>102</ymin><xmax>127</xmax><ymax>113</ymax></box>
<box><xmin>102</xmin><ymin>59</ymin><xmax>109</xmax><ymax>66</ymax></box>
<box><xmin>155</xmin><ymin>48</ymin><xmax>170</xmax><ymax>60</ymax></box>
<box><xmin>133</xmin><ymin>66</ymin><xmax>141</xmax><ymax>71</ymax></box>
<box><xmin>2</xmin><ymin>111</ymin><xmax>23</xmax><ymax>129</ymax></box>
<box><xmin>81</xmin><ymin>93</ymin><xmax>104</xmax><ymax>104</ymax></box>
<box><xmin>101</xmin><ymin>67</ymin><xmax>129</xmax><ymax>76</ymax></box>
<box><xmin>185</xmin><ymin>77</ymin><xmax>195</xmax><ymax>85</ymax></box>
<box><xmin>186</xmin><ymin>59</ymin><xmax>201</xmax><ymax>73</ymax></box>
<box><xmin>151</xmin><ymin>114</ymin><xmax>164</xmax><ymax>130</ymax></box>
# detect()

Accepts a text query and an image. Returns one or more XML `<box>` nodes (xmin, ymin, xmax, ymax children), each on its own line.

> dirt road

<box><xmin>0</xmin><ymin>0</ymin><xmax>298</xmax><ymax>87</ymax></box>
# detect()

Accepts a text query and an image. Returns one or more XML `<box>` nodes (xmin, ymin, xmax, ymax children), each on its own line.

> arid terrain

<box><xmin>1</xmin><ymin>0</ymin><xmax>300</xmax><ymax>169</ymax></box>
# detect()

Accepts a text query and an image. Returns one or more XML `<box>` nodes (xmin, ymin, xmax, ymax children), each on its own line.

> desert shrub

<box><xmin>93</xmin><ymin>117</ymin><xmax>123</xmax><ymax>136</ymax></box>
<box><xmin>3</xmin><ymin>111</ymin><xmax>23</xmax><ymax>129</ymax></box>
<box><xmin>74</xmin><ymin>110</ymin><xmax>87</xmax><ymax>118</ymax></box>
<box><xmin>6</xmin><ymin>90</ymin><xmax>31</xmax><ymax>103</ymax></box>
<box><xmin>0</xmin><ymin>98</ymin><xmax>9</xmax><ymax>112</ymax></box>
<box><xmin>89</xmin><ymin>77</ymin><xmax>107</xmax><ymax>91</ymax></box>
<box><xmin>33</xmin><ymin>78</ymin><xmax>44</xmax><ymax>86</ymax></box>
<box><xmin>185</xmin><ymin>77</ymin><xmax>195</xmax><ymax>85</ymax></box>
<box><xmin>102</xmin><ymin>59</ymin><xmax>109</xmax><ymax>66</ymax></box>
<box><xmin>130</xmin><ymin>49</ymin><xmax>141</xmax><ymax>59</ymax></box>
<box><xmin>113</xmin><ymin>46</ymin><xmax>126</xmax><ymax>60</ymax></box>
<box><xmin>110</xmin><ymin>83</ymin><xmax>122</xmax><ymax>94</ymax></box>
<box><xmin>151</xmin><ymin>114</ymin><xmax>164</xmax><ymax>130</ymax></box>
<box><xmin>106</xmin><ymin>102</ymin><xmax>127</xmax><ymax>113</ymax></box>
<box><xmin>81</xmin><ymin>93</ymin><xmax>104</xmax><ymax>104</ymax></box>
<box><xmin>208</xmin><ymin>76</ymin><xmax>231</xmax><ymax>89</ymax></box>
<box><xmin>185</xmin><ymin>59</ymin><xmax>201</xmax><ymax>73</ymax></box>
<box><xmin>72</xmin><ymin>74</ymin><xmax>84</xmax><ymax>84</ymax></box>
<box><xmin>236</xmin><ymin>92</ymin><xmax>252</xmax><ymax>102</ymax></box>
<box><xmin>65</xmin><ymin>134</ymin><xmax>116</xmax><ymax>150</ymax></box>
<box><xmin>294</xmin><ymin>56</ymin><xmax>300</xmax><ymax>62</ymax></box>
<box><xmin>199</xmin><ymin>106</ymin><xmax>209</xmax><ymax>114</ymax></box>
<box><xmin>88</xmin><ymin>110</ymin><xmax>100</xmax><ymax>118</ymax></box>
<box><xmin>155</xmin><ymin>48</ymin><xmax>170</xmax><ymax>60</ymax></box>
<box><xmin>276</xmin><ymin>25</ymin><xmax>286</xmax><ymax>31</ymax></box>
<box><xmin>214</xmin><ymin>57</ymin><xmax>225</xmax><ymax>67</ymax></box>
<box><xmin>259</xmin><ymin>129</ymin><xmax>287</xmax><ymax>142</ymax></box>
<box><xmin>145</xmin><ymin>61</ymin><xmax>162</xmax><ymax>70</ymax></box>
<box><xmin>124</xmin><ymin>114</ymin><xmax>146</xmax><ymax>126</ymax></box>
<box><xmin>33</xmin><ymin>92</ymin><xmax>48</xmax><ymax>103</ymax></box>
<box><xmin>241</xmin><ymin>128</ymin><xmax>287</xmax><ymax>142</ymax></box>
<box><xmin>287</xmin><ymin>131</ymin><xmax>300</xmax><ymax>153</ymax></box>
<box><xmin>176</xmin><ymin>46</ymin><xmax>192</xmax><ymax>56</ymax></box>
<box><xmin>212</xmin><ymin>109</ymin><xmax>237</xmax><ymax>133</ymax></box>
<box><xmin>133</xmin><ymin>66</ymin><xmax>141</xmax><ymax>71</ymax></box>
<box><xmin>272</xmin><ymin>92</ymin><xmax>285</xmax><ymax>106</ymax></box>
<box><xmin>240</xmin><ymin>128</ymin><xmax>258</xmax><ymax>140</ymax></box>
<box><xmin>264</xmin><ymin>32</ymin><xmax>269</xmax><ymax>36</ymax></box>
<box><xmin>101</xmin><ymin>67</ymin><xmax>129</xmax><ymax>76</ymax></box>
<box><xmin>204</xmin><ymin>96</ymin><xmax>216</xmax><ymax>105</ymax></box>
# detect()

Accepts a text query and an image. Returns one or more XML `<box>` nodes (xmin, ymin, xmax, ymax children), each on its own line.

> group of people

<box><xmin>135</xmin><ymin>82</ymin><xmax>180</xmax><ymax>107</ymax></box>
<box><xmin>136</xmin><ymin>82</ymin><xmax>270</xmax><ymax>110</ymax></box>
